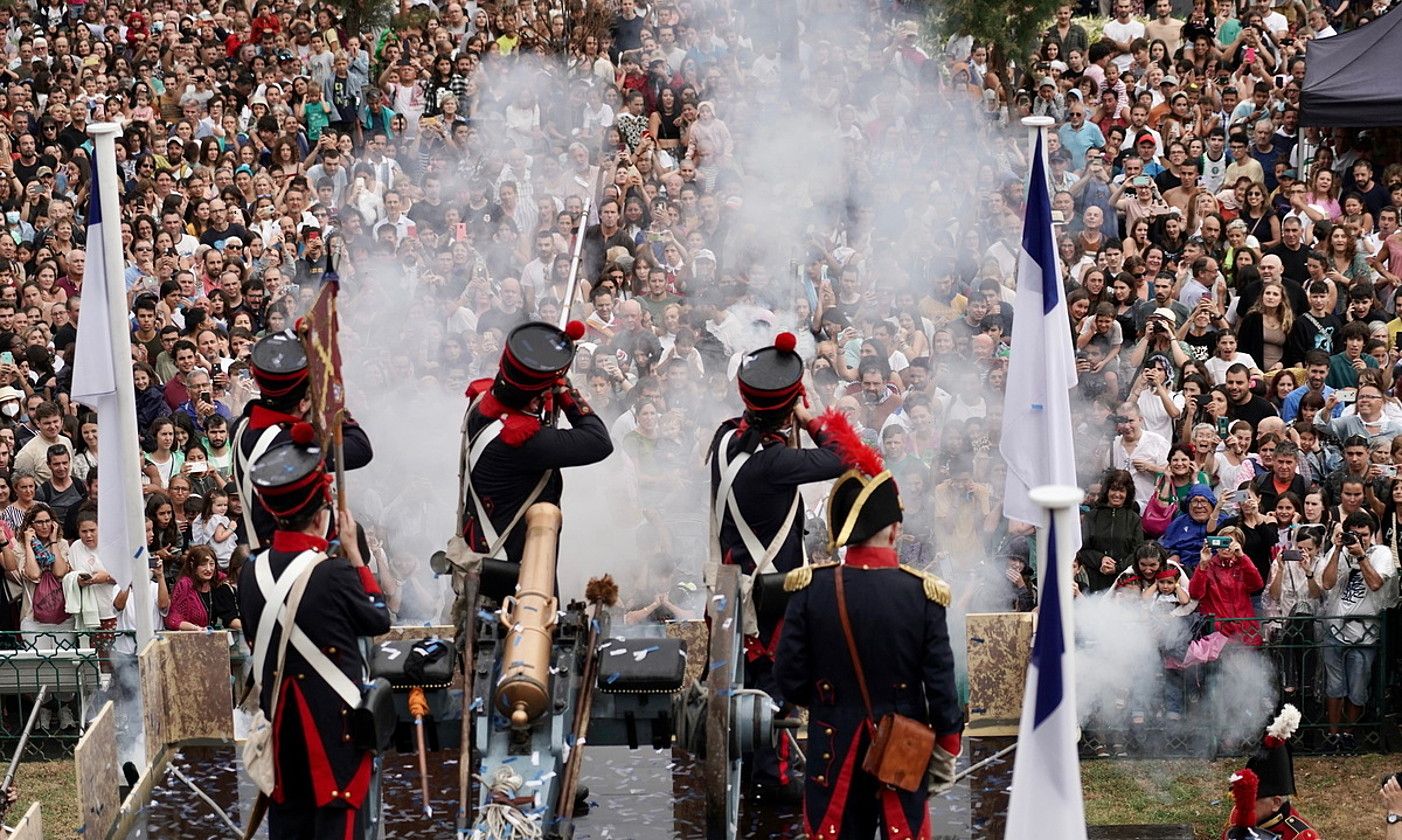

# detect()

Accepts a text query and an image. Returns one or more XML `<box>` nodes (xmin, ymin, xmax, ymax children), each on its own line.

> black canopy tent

<box><xmin>1300</xmin><ymin>6</ymin><xmax>1402</xmax><ymax>127</ymax></box>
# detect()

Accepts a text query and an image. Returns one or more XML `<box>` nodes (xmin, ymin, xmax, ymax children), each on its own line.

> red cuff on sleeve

<box><xmin>805</xmin><ymin>418</ymin><xmax>824</xmax><ymax>437</ymax></box>
<box><xmin>937</xmin><ymin>733</ymin><xmax>962</xmax><ymax>757</ymax></box>
<box><xmin>356</xmin><ymin>565</ymin><xmax>382</xmax><ymax>596</ymax></box>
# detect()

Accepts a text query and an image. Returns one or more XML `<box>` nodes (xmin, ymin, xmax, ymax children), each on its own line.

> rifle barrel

<box><xmin>1</xmin><ymin>685</ymin><xmax>48</xmax><ymax>793</ymax></box>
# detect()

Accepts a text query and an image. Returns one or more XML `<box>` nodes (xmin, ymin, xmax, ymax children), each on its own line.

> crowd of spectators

<box><xmin>0</xmin><ymin>0</ymin><xmax>1386</xmax><ymax>747</ymax></box>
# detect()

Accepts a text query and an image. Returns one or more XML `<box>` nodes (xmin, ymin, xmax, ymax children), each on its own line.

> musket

<box><xmin>557</xmin><ymin>192</ymin><xmax>594</xmax><ymax>331</ymax></box>
<box><xmin>0</xmin><ymin>685</ymin><xmax>48</xmax><ymax>820</ymax></box>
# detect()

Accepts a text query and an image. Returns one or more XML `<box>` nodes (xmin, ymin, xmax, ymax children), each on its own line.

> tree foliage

<box><xmin>332</xmin><ymin>0</ymin><xmax>396</xmax><ymax>42</ymax></box>
<box><xmin>914</xmin><ymin>0</ymin><xmax>1062</xmax><ymax>62</ymax></box>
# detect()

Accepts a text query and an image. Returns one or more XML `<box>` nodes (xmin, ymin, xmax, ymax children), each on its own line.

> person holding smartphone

<box><xmin>1190</xmin><ymin>525</ymin><xmax>1265</xmax><ymax>645</ymax></box>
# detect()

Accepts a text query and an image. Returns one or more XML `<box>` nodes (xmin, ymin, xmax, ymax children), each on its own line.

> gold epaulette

<box><xmin>900</xmin><ymin>566</ymin><xmax>952</xmax><ymax>606</ymax></box>
<box><xmin>784</xmin><ymin>562</ymin><xmax>839</xmax><ymax>592</ymax></box>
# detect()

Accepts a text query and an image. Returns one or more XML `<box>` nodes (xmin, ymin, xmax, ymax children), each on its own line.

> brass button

<box><xmin>897</xmin><ymin>683</ymin><xmax>907</xmax><ymax>689</ymax></box>
<box><xmin>298</xmin><ymin>673</ymin><xmax>306</xmax><ymax>680</ymax></box>
<box><xmin>825</xmin><ymin>728</ymin><xmax>833</xmax><ymax>736</ymax></box>
<box><xmin>330</xmin><ymin>790</ymin><xmax>339</xmax><ymax>797</ymax></box>
<box><xmin>343</xmin><ymin>734</ymin><xmax>351</xmax><ymax>742</ymax></box>
<box><xmin>327</xmin><ymin>647</ymin><xmax>337</xmax><ymax>655</ymax></box>
<box><xmin>815</xmin><ymin>775</ymin><xmax>824</xmax><ymax>783</ymax></box>
<box><xmin>822</xmin><ymin>753</ymin><xmax>831</xmax><ymax>760</ymax></box>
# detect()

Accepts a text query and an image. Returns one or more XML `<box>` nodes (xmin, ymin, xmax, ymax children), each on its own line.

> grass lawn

<box><xmin>9</xmin><ymin>758</ymin><xmax>80</xmax><ymax>835</ymax></box>
<box><xmin>13</xmin><ymin>753</ymin><xmax>1402</xmax><ymax>838</ymax></box>
<box><xmin>1084</xmin><ymin>753</ymin><xmax>1399</xmax><ymax>839</ymax></box>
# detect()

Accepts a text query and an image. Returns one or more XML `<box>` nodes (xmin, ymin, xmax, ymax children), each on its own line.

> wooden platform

<box><xmin>1088</xmin><ymin>826</ymin><xmax>1196</xmax><ymax>839</ymax></box>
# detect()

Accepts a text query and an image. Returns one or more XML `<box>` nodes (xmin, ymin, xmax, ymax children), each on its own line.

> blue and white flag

<box><xmin>1000</xmin><ymin>131</ymin><xmax>1080</xmax><ymax>525</ymax></box>
<box><xmin>1003</xmin><ymin>129</ymin><xmax>1087</xmax><ymax>840</ymax></box>
<box><xmin>1005</xmin><ymin>517</ymin><xmax>1087</xmax><ymax>839</ymax></box>
<box><xmin>71</xmin><ymin>171</ymin><xmax>147</xmax><ymax>598</ymax></box>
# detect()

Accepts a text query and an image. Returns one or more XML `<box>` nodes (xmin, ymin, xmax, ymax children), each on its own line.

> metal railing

<box><xmin>1079</xmin><ymin>612</ymin><xmax>1392</xmax><ymax>758</ymax></box>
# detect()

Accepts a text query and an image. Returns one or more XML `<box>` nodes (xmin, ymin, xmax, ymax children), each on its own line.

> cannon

<box><xmin>375</xmin><ymin>502</ymin><xmax>788</xmax><ymax>840</ymax></box>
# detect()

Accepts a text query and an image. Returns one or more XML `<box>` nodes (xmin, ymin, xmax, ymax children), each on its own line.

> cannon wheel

<box><xmin>704</xmin><ymin>564</ymin><xmax>743</xmax><ymax>840</ymax></box>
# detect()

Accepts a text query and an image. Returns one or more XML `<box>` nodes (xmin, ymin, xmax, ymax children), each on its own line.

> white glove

<box><xmin>925</xmin><ymin>743</ymin><xmax>957</xmax><ymax>795</ymax></box>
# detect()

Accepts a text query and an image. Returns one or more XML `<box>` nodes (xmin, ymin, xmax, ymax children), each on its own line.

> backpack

<box><xmin>32</xmin><ymin>570</ymin><xmax>66</xmax><ymax>625</ymax></box>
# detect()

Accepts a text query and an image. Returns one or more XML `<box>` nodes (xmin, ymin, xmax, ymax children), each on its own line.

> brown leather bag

<box><xmin>835</xmin><ymin>567</ymin><xmax>936</xmax><ymax>793</ymax></box>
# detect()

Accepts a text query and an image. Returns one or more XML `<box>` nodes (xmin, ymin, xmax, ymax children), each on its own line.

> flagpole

<box><xmin>88</xmin><ymin>122</ymin><xmax>155</xmax><ymax>647</ymax></box>
<box><xmin>1022</xmin><ymin>115</ymin><xmax>1054</xmax><ymax>173</ymax></box>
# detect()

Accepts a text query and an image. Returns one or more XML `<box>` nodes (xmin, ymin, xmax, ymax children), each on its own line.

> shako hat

<box><xmin>1243</xmin><ymin>704</ymin><xmax>1301</xmax><ymax>799</ymax></box>
<box><xmin>493</xmin><ymin>320</ymin><xmax>585</xmax><ymax>409</ymax></box>
<box><xmin>251</xmin><ymin>423</ymin><xmax>332</xmax><ymax>521</ymax></box>
<box><xmin>250</xmin><ymin>331</ymin><xmax>309</xmax><ymax>409</ymax></box>
<box><xmin>737</xmin><ymin>331</ymin><xmax>804</xmax><ymax>419</ymax></box>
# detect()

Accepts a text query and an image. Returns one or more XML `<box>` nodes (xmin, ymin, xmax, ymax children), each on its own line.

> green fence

<box><xmin>1079</xmin><ymin>612</ymin><xmax>1391</xmax><ymax>759</ymax></box>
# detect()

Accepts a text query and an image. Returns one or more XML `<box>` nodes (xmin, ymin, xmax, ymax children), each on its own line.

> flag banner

<box><xmin>1003</xmin><ymin>127</ymin><xmax>1087</xmax><ymax>840</ymax></box>
<box><xmin>1000</xmin><ymin>131</ymin><xmax>1080</xmax><ymax>526</ymax></box>
<box><xmin>299</xmin><ymin>279</ymin><xmax>344</xmax><ymax>445</ymax></box>
<box><xmin>70</xmin><ymin>169</ymin><xmax>147</xmax><ymax>596</ymax></box>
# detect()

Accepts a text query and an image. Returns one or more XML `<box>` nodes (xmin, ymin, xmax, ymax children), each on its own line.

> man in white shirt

<box><xmin>1103</xmin><ymin>0</ymin><xmax>1146</xmax><ymax>72</ymax></box>
<box><xmin>1319</xmin><ymin>511</ymin><xmax>1397</xmax><ymax>752</ymax></box>
<box><xmin>1106</xmin><ymin>402</ymin><xmax>1171</xmax><ymax>507</ymax></box>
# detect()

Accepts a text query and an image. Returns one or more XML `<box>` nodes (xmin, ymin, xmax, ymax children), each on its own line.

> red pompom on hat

<box><xmin>564</xmin><ymin>320</ymin><xmax>586</xmax><ymax>341</ymax></box>
<box><xmin>736</xmin><ymin>333</ymin><xmax>805</xmax><ymax>417</ymax></box>
<box><xmin>289</xmin><ymin>421</ymin><xmax>315</xmax><ymax>446</ymax></box>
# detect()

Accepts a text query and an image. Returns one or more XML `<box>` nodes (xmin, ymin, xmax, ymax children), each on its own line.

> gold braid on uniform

<box><xmin>901</xmin><ymin>565</ymin><xmax>952</xmax><ymax>606</ymax></box>
<box><xmin>785</xmin><ymin>562</ymin><xmax>838</xmax><ymax>591</ymax></box>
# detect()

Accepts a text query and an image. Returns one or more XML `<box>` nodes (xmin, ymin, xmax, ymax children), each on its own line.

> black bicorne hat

<box><xmin>1244</xmin><ymin>704</ymin><xmax>1300</xmax><ymax>799</ymax></box>
<box><xmin>827</xmin><ymin>470</ymin><xmax>903</xmax><ymax>548</ymax></box>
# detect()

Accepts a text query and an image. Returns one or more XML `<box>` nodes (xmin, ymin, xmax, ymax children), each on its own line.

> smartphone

<box><xmin>1381</xmin><ymin>465</ymin><xmax>1398</xmax><ymax>479</ymax></box>
<box><xmin>1280</xmin><ymin>549</ymin><xmax>1303</xmax><ymax>562</ymax></box>
<box><xmin>0</xmin><ymin>352</ymin><xmax>11</xmax><ymax>366</ymax></box>
<box><xmin>1206</xmin><ymin>535</ymin><xmax>1232</xmax><ymax>549</ymax></box>
<box><xmin>188</xmin><ymin>462</ymin><xmax>208</xmax><ymax>474</ymax></box>
<box><xmin>1216</xmin><ymin>416</ymin><xmax>1230</xmax><ymax>439</ymax></box>
<box><xmin>1337</xmin><ymin>387</ymin><xmax>1357</xmax><ymax>404</ymax></box>
<box><xmin>454</xmin><ymin>223</ymin><xmax>467</xmax><ymax>242</ymax></box>
<box><xmin>1244</xmin><ymin>47</ymin><xmax>1257</xmax><ymax>63</ymax></box>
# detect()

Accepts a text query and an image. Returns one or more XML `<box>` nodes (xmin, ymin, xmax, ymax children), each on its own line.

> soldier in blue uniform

<box><xmin>776</xmin><ymin>460</ymin><xmax>962</xmax><ymax>839</ymax></box>
<box><xmin>706</xmin><ymin>331</ymin><xmax>847</xmax><ymax>796</ymax></box>
<box><xmin>231</xmin><ymin>331</ymin><xmax>373</xmax><ymax>551</ymax></box>
<box><xmin>237</xmin><ymin>423</ymin><xmax>392</xmax><ymax>839</ymax></box>
<box><xmin>459</xmin><ymin>320</ymin><xmax>613</xmax><ymax>563</ymax></box>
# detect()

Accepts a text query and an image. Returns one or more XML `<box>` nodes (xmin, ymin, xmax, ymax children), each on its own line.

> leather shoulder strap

<box><xmin>834</xmin><ymin>567</ymin><xmax>873</xmax><ymax>718</ymax></box>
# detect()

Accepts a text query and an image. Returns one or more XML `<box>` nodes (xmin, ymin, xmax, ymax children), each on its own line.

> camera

<box><xmin>199</xmin><ymin>391</ymin><xmax>212</xmax><ymax>403</ymax></box>
<box><xmin>1341</xmin><ymin>531</ymin><xmax>1360</xmax><ymax>547</ymax></box>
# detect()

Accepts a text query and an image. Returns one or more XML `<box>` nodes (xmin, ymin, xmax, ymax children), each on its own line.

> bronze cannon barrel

<box><xmin>494</xmin><ymin>503</ymin><xmax>563</xmax><ymax>728</ymax></box>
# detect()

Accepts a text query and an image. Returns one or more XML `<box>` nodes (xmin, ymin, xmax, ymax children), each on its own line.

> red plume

<box><xmin>814</xmin><ymin>407</ymin><xmax>884</xmax><ymax>476</ymax></box>
<box><xmin>774</xmin><ymin>331</ymin><xmax>797</xmax><ymax>353</ymax></box>
<box><xmin>1229</xmin><ymin>769</ymin><xmax>1259</xmax><ymax>829</ymax></box>
<box><xmin>564</xmin><ymin>320</ymin><xmax>586</xmax><ymax>341</ymax></box>
<box><xmin>290</xmin><ymin>422</ymin><xmax>315</xmax><ymax>446</ymax></box>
